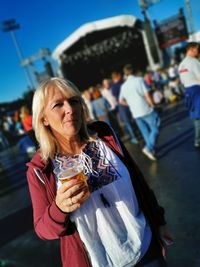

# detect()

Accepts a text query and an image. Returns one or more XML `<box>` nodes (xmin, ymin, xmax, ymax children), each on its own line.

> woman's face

<box><xmin>43</xmin><ymin>86</ymin><xmax>82</xmax><ymax>140</ymax></box>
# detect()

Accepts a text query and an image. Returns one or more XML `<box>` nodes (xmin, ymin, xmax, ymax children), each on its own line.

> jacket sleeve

<box><xmin>27</xmin><ymin>167</ymin><xmax>70</xmax><ymax>240</ymax></box>
<box><xmin>118</xmin><ymin>139</ymin><xmax>166</xmax><ymax>227</ymax></box>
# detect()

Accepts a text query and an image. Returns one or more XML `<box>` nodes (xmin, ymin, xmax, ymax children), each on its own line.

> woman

<box><xmin>27</xmin><ymin>77</ymin><xmax>173</xmax><ymax>267</ymax></box>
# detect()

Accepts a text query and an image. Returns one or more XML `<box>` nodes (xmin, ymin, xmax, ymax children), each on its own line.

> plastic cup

<box><xmin>58</xmin><ymin>166</ymin><xmax>87</xmax><ymax>185</ymax></box>
<box><xmin>57</xmin><ymin>156</ymin><xmax>90</xmax><ymax>200</ymax></box>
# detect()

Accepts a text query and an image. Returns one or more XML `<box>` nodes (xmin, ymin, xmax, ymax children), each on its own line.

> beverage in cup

<box><xmin>56</xmin><ymin>156</ymin><xmax>90</xmax><ymax>200</ymax></box>
<box><xmin>58</xmin><ymin>166</ymin><xmax>86</xmax><ymax>185</ymax></box>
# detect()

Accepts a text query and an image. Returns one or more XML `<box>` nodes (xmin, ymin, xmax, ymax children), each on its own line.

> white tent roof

<box><xmin>52</xmin><ymin>14</ymin><xmax>138</xmax><ymax>60</ymax></box>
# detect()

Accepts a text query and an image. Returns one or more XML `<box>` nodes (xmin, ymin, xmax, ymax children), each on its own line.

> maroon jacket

<box><xmin>26</xmin><ymin>121</ymin><xmax>166</xmax><ymax>267</ymax></box>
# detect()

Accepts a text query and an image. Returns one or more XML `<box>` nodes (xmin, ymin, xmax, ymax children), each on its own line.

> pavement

<box><xmin>0</xmin><ymin>100</ymin><xmax>200</xmax><ymax>267</ymax></box>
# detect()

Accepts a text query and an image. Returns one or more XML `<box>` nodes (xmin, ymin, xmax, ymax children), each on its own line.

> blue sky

<box><xmin>1</xmin><ymin>0</ymin><xmax>200</xmax><ymax>103</ymax></box>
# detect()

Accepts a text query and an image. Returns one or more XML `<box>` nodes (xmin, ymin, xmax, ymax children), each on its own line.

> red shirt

<box><xmin>22</xmin><ymin>115</ymin><xmax>32</xmax><ymax>132</ymax></box>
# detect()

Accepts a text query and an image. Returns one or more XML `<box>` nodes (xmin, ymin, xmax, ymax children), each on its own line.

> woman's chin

<box><xmin>62</xmin><ymin>128</ymin><xmax>80</xmax><ymax>139</ymax></box>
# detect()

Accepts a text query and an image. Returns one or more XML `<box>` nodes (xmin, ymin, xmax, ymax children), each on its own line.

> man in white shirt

<box><xmin>178</xmin><ymin>42</ymin><xmax>200</xmax><ymax>147</ymax></box>
<box><xmin>119</xmin><ymin>64</ymin><xmax>160</xmax><ymax>161</ymax></box>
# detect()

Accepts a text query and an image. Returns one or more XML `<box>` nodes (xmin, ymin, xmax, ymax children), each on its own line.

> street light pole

<box><xmin>2</xmin><ymin>19</ymin><xmax>35</xmax><ymax>90</ymax></box>
<box><xmin>185</xmin><ymin>0</ymin><xmax>195</xmax><ymax>40</ymax></box>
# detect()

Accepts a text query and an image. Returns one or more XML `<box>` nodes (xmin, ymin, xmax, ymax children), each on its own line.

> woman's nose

<box><xmin>63</xmin><ymin>101</ymin><xmax>73</xmax><ymax>114</ymax></box>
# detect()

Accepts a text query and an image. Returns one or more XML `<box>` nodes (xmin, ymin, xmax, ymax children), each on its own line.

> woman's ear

<box><xmin>43</xmin><ymin>116</ymin><xmax>49</xmax><ymax>126</ymax></box>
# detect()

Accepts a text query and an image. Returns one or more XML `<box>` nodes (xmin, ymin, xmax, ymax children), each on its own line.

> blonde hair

<box><xmin>32</xmin><ymin>77</ymin><xmax>93</xmax><ymax>160</ymax></box>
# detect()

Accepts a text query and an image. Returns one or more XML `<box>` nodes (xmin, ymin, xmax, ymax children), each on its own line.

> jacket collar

<box><xmin>26</xmin><ymin>150</ymin><xmax>50</xmax><ymax>171</ymax></box>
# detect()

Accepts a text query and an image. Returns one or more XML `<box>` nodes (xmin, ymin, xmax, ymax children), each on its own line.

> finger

<box><xmin>56</xmin><ymin>184</ymin><xmax>89</xmax><ymax>212</ymax></box>
<box><xmin>63</xmin><ymin>184</ymin><xmax>88</xmax><ymax>199</ymax></box>
<box><xmin>56</xmin><ymin>183</ymin><xmax>86</xmax><ymax>208</ymax></box>
<box><xmin>58</xmin><ymin>180</ymin><xmax>84</xmax><ymax>194</ymax></box>
<box><xmin>60</xmin><ymin>189</ymin><xmax>89</xmax><ymax>213</ymax></box>
<box><xmin>61</xmin><ymin>188</ymin><xmax>88</xmax><ymax>209</ymax></box>
<box><xmin>61</xmin><ymin>198</ymin><xmax>81</xmax><ymax>212</ymax></box>
<box><xmin>64</xmin><ymin>203</ymin><xmax>81</xmax><ymax>213</ymax></box>
<box><xmin>71</xmin><ymin>188</ymin><xmax>89</xmax><ymax>204</ymax></box>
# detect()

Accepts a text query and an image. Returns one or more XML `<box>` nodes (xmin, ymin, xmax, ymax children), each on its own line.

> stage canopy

<box><xmin>52</xmin><ymin>15</ymin><xmax>148</xmax><ymax>90</ymax></box>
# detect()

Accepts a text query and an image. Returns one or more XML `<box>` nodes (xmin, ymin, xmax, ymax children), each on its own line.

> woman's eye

<box><xmin>53</xmin><ymin>102</ymin><xmax>63</xmax><ymax>108</ymax></box>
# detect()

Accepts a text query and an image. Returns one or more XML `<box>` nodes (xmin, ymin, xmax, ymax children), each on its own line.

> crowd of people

<box><xmin>0</xmin><ymin>105</ymin><xmax>36</xmax><ymax>155</ymax></box>
<box><xmin>81</xmin><ymin>62</ymin><xmax>184</xmax><ymax>161</ymax></box>
<box><xmin>2</xmin><ymin>43</ymin><xmax>199</xmax><ymax>162</ymax></box>
<box><xmin>0</xmin><ymin>60</ymin><xmax>186</xmax><ymax>162</ymax></box>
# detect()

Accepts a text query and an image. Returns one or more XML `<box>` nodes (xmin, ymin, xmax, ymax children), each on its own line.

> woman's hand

<box><xmin>55</xmin><ymin>179</ymin><xmax>89</xmax><ymax>213</ymax></box>
<box><xmin>159</xmin><ymin>224</ymin><xmax>174</xmax><ymax>246</ymax></box>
